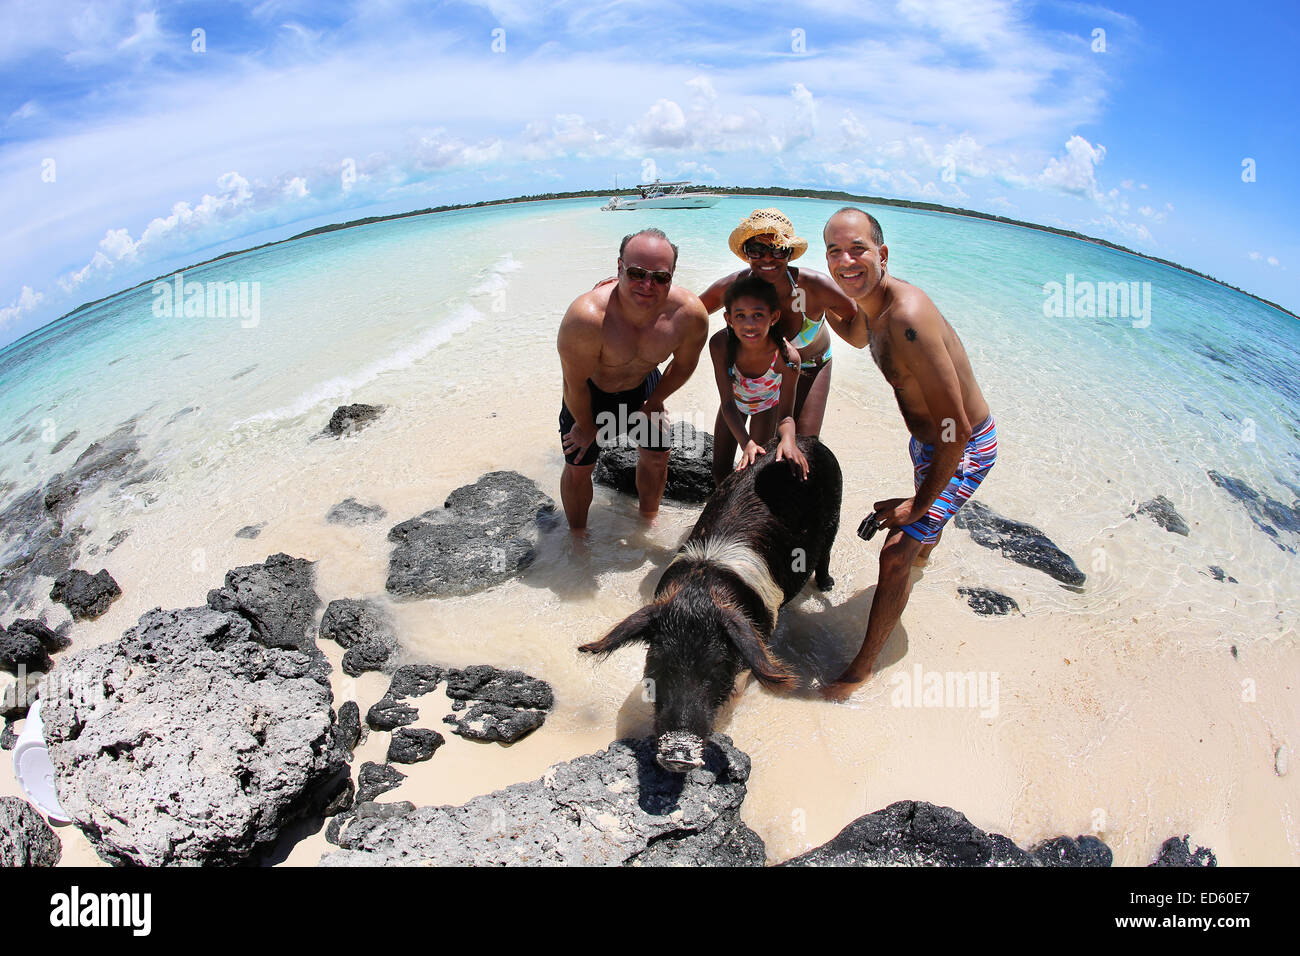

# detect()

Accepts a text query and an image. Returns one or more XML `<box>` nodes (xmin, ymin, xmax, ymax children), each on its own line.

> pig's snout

<box><xmin>656</xmin><ymin>731</ymin><xmax>705</xmax><ymax>773</ymax></box>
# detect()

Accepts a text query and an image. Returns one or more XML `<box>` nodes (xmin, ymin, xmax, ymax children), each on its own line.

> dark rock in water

<box><xmin>342</xmin><ymin>641</ymin><xmax>393</xmax><ymax>677</ymax></box>
<box><xmin>785</xmin><ymin>803</ymin><xmax>1118</xmax><ymax>868</ymax></box>
<box><xmin>1135</xmin><ymin>495</ymin><xmax>1190</xmax><ymax>536</ymax></box>
<box><xmin>49</xmin><ymin>568</ymin><xmax>122</xmax><ymax>620</ymax></box>
<box><xmin>1031</xmin><ymin>835</ymin><xmax>1113</xmax><ymax>867</ymax></box>
<box><xmin>319</xmin><ymin>598</ymin><xmax>396</xmax><ymax>651</ymax></box>
<box><xmin>325</xmin><ymin>404</ymin><xmax>386</xmax><ymax>437</ymax></box>
<box><xmin>366</xmin><ymin>697</ymin><xmax>418</xmax><ymax>731</ymax></box>
<box><xmin>42</xmin><ymin>424</ymin><xmax>143</xmax><ymax>517</ymax></box>
<box><xmin>0</xmin><ymin>720</ymin><xmax>15</xmax><ymax>750</ymax></box>
<box><xmin>234</xmin><ymin>523</ymin><xmax>264</xmax><ymax>539</ymax></box>
<box><xmin>444</xmin><ymin>701</ymin><xmax>547</xmax><ymax>743</ymax></box>
<box><xmin>1207</xmin><ymin>566</ymin><xmax>1238</xmax><ymax>584</ymax></box>
<box><xmin>105</xmin><ymin>529</ymin><xmax>131</xmax><ymax>553</ymax></box>
<box><xmin>386</xmin><ymin>471</ymin><xmax>556</xmax><ymax>599</ymax></box>
<box><xmin>388</xmin><ymin>728</ymin><xmax>445</xmax><ymax>764</ymax></box>
<box><xmin>356</xmin><ymin>762</ymin><xmax>407</xmax><ymax>803</ymax></box>
<box><xmin>386</xmin><ymin>664</ymin><xmax>444</xmax><ymax>699</ymax></box>
<box><xmin>1207</xmin><ymin>470</ymin><xmax>1300</xmax><ymax>546</ymax></box>
<box><xmin>782</xmin><ymin>801</ymin><xmax>1033</xmax><ymax>866</ymax></box>
<box><xmin>321</xmin><ymin>734</ymin><xmax>763</xmax><ymax>866</ymax></box>
<box><xmin>206</xmin><ymin>553</ymin><xmax>320</xmax><ymax>653</ymax></box>
<box><xmin>1150</xmin><ymin>835</ymin><xmax>1217</xmax><ymax>867</ymax></box>
<box><xmin>957</xmin><ymin>587</ymin><xmax>1020</xmax><ymax>616</ymax></box>
<box><xmin>0</xmin><ymin>484</ymin><xmax>85</xmax><ymax>608</ymax></box>
<box><xmin>444</xmin><ymin>665</ymin><xmax>554</xmax><ymax>710</ymax></box>
<box><xmin>953</xmin><ymin>501</ymin><xmax>1086</xmax><ymax>588</ymax></box>
<box><xmin>334</xmin><ymin>701</ymin><xmax>361</xmax><ymax>754</ymax></box>
<box><xmin>441</xmin><ymin>665</ymin><xmax>554</xmax><ymax>743</ymax></box>
<box><xmin>49</xmin><ymin>430</ymin><xmax>79</xmax><ymax>455</ymax></box>
<box><xmin>0</xmin><ymin>797</ymin><xmax>61</xmax><ymax>866</ymax></box>
<box><xmin>0</xmin><ymin>628</ymin><xmax>52</xmax><ymax>673</ymax></box>
<box><xmin>326</xmin><ymin>497</ymin><xmax>388</xmax><ymax>526</ymax></box>
<box><xmin>593</xmin><ymin>421</ymin><xmax>715</xmax><ymax>503</ymax></box>
<box><xmin>40</xmin><ymin>605</ymin><xmax>346</xmax><ymax>866</ymax></box>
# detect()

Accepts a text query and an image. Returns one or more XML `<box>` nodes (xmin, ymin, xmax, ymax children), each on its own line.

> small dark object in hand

<box><xmin>857</xmin><ymin>514</ymin><xmax>880</xmax><ymax>541</ymax></box>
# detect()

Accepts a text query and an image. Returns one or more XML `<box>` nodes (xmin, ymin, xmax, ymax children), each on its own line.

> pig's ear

<box><xmin>578</xmin><ymin>605</ymin><xmax>660</xmax><ymax>657</ymax></box>
<box><xmin>721</xmin><ymin>608</ymin><xmax>795</xmax><ymax>689</ymax></box>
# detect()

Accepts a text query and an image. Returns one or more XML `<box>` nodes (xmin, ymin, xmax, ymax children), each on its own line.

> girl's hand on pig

<box><xmin>775</xmin><ymin>438</ymin><xmax>809</xmax><ymax>480</ymax></box>
<box><xmin>737</xmin><ymin>441</ymin><xmax>765</xmax><ymax>470</ymax></box>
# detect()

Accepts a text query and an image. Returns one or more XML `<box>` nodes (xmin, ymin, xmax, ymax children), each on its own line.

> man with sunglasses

<box><xmin>557</xmin><ymin>228</ymin><xmax>709</xmax><ymax>532</ymax></box>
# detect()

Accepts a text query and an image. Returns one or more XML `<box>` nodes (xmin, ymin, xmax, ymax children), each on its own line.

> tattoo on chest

<box><xmin>905</xmin><ymin>327</ymin><xmax>917</xmax><ymax>341</ymax></box>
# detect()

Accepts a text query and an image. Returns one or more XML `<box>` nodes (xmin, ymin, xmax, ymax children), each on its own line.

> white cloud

<box><xmin>638</xmin><ymin>99</ymin><xmax>690</xmax><ymax>148</ymax></box>
<box><xmin>0</xmin><ymin>285</ymin><xmax>43</xmax><ymax>330</ymax></box>
<box><xmin>1038</xmin><ymin>135</ymin><xmax>1106</xmax><ymax>200</ymax></box>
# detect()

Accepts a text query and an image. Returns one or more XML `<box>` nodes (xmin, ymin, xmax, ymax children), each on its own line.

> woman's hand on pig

<box><xmin>736</xmin><ymin>441</ymin><xmax>765</xmax><ymax>470</ymax></box>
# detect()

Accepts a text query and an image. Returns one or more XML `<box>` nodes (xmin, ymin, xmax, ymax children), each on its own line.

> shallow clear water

<box><xmin>1</xmin><ymin>195</ymin><xmax>1297</xmax><ymax>864</ymax></box>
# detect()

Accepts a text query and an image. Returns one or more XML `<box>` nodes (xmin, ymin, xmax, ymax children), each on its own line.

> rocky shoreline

<box><xmin>1</xmin><ymin>405</ymin><xmax>1279</xmax><ymax>866</ymax></box>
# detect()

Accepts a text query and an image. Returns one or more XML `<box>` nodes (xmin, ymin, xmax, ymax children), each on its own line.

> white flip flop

<box><xmin>12</xmin><ymin>698</ymin><xmax>71</xmax><ymax>824</ymax></box>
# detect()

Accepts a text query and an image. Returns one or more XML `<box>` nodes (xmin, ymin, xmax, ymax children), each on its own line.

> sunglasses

<box><xmin>743</xmin><ymin>238</ymin><xmax>792</xmax><ymax>260</ymax></box>
<box><xmin>623</xmin><ymin>264</ymin><xmax>673</xmax><ymax>285</ymax></box>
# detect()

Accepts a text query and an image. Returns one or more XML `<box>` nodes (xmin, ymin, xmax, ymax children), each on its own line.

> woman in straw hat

<box><xmin>699</xmin><ymin>208</ymin><xmax>857</xmax><ymax>471</ymax></box>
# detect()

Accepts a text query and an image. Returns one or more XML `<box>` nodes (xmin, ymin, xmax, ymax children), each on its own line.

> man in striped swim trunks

<box><xmin>819</xmin><ymin>207</ymin><xmax>998</xmax><ymax>701</ymax></box>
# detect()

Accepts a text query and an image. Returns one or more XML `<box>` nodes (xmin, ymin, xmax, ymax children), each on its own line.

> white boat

<box><xmin>601</xmin><ymin>180</ymin><xmax>723</xmax><ymax>210</ymax></box>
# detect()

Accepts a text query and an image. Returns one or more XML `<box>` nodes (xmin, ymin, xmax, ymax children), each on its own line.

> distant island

<box><xmin>41</xmin><ymin>185</ymin><xmax>1300</xmax><ymax>330</ymax></box>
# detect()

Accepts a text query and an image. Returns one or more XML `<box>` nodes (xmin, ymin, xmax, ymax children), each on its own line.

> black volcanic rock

<box><xmin>206</xmin><ymin>553</ymin><xmax>320</xmax><ymax>652</ymax></box>
<box><xmin>954</xmin><ymin>501</ymin><xmax>1086</xmax><ymax>587</ymax></box>
<box><xmin>49</xmin><ymin>568</ymin><xmax>122</xmax><ymax>621</ymax></box>
<box><xmin>1135</xmin><ymin>495</ymin><xmax>1190</xmax><ymax>536</ymax></box>
<box><xmin>387</xmin><ymin>728</ymin><xmax>445</xmax><ymax>764</ymax></box>
<box><xmin>1149</xmin><ymin>835</ymin><xmax>1217</xmax><ymax>867</ymax></box>
<box><xmin>326</xmin><ymin>498</ymin><xmax>388</xmax><ymax>526</ymax></box>
<box><xmin>386</xmin><ymin>472</ymin><xmax>556</xmax><ymax>598</ymax></box>
<box><xmin>325</xmin><ymin>404</ymin><xmax>386</xmax><ymax>437</ymax></box>
<box><xmin>366</xmin><ymin>697</ymin><xmax>418</xmax><ymax>731</ymax></box>
<box><xmin>957</xmin><ymin>587</ymin><xmax>1020</xmax><ymax>616</ymax></box>
<box><xmin>1208</xmin><ymin>470</ymin><xmax>1300</xmax><ymax>549</ymax></box>
<box><xmin>784</xmin><ymin>802</ymin><xmax>1117</xmax><ymax>868</ymax></box>
<box><xmin>356</xmin><ymin>762</ymin><xmax>407</xmax><ymax>803</ymax></box>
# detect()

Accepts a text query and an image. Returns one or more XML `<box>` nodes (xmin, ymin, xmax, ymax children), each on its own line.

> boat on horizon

<box><xmin>601</xmin><ymin>180</ymin><xmax>724</xmax><ymax>210</ymax></box>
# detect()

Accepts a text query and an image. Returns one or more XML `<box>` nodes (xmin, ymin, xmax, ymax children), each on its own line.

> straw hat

<box><xmin>727</xmin><ymin>208</ymin><xmax>808</xmax><ymax>262</ymax></box>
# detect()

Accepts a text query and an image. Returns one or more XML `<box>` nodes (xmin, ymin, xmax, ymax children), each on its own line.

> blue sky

<box><xmin>1</xmin><ymin>0</ymin><xmax>1296</xmax><ymax>346</ymax></box>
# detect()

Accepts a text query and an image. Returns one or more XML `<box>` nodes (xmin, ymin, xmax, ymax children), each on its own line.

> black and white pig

<box><xmin>579</xmin><ymin>435</ymin><xmax>842</xmax><ymax>772</ymax></box>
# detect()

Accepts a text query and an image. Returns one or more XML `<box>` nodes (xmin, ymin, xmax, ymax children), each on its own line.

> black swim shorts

<box><xmin>558</xmin><ymin>368</ymin><xmax>670</xmax><ymax>466</ymax></box>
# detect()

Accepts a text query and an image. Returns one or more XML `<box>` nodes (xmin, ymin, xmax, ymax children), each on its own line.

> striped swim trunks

<box><xmin>902</xmin><ymin>415</ymin><xmax>998</xmax><ymax>545</ymax></box>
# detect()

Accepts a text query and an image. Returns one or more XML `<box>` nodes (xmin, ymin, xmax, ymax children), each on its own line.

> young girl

<box><xmin>709</xmin><ymin>274</ymin><xmax>811</xmax><ymax>487</ymax></box>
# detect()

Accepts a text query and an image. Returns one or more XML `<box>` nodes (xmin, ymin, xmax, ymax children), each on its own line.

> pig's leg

<box><xmin>816</xmin><ymin>542</ymin><xmax>835</xmax><ymax>591</ymax></box>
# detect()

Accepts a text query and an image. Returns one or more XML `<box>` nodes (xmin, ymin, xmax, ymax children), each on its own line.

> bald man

<box><xmin>557</xmin><ymin>228</ymin><xmax>709</xmax><ymax>531</ymax></box>
<box><xmin>820</xmin><ymin>207</ymin><xmax>997</xmax><ymax>700</ymax></box>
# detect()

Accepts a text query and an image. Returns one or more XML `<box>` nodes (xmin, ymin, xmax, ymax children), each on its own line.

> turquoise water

<box><xmin>2</xmin><ymin>194</ymin><xmax>1298</xmax><ymax>599</ymax></box>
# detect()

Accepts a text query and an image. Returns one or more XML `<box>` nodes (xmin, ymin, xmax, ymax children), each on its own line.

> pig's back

<box><xmin>689</xmin><ymin>436</ymin><xmax>842</xmax><ymax>601</ymax></box>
